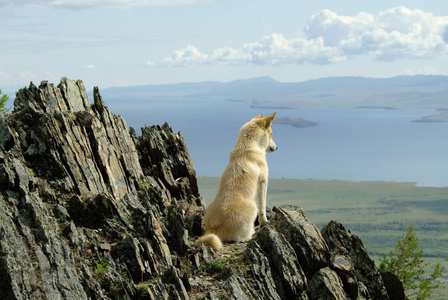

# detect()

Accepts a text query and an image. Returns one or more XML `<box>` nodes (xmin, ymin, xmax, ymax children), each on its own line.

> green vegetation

<box><xmin>198</xmin><ymin>242</ymin><xmax>248</xmax><ymax>280</ymax></box>
<box><xmin>197</xmin><ymin>177</ymin><xmax>448</xmax><ymax>299</ymax></box>
<box><xmin>70</xmin><ymin>113</ymin><xmax>77</xmax><ymax>121</ymax></box>
<box><xmin>137</xmin><ymin>179</ymin><xmax>152</xmax><ymax>191</ymax></box>
<box><xmin>27</xmin><ymin>168</ymin><xmax>36</xmax><ymax>177</ymax></box>
<box><xmin>0</xmin><ymin>89</ymin><xmax>11</xmax><ymax>114</ymax></box>
<box><xmin>204</xmin><ymin>259</ymin><xmax>225</xmax><ymax>273</ymax></box>
<box><xmin>95</xmin><ymin>261</ymin><xmax>111</xmax><ymax>274</ymax></box>
<box><xmin>137</xmin><ymin>283</ymin><xmax>150</xmax><ymax>297</ymax></box>
<box><xmin>380</xmin><ymin>225</ymin><xmax>445</xmax><ymax>299</ymax></box>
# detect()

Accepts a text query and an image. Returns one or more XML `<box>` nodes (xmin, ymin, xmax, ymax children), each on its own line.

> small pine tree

<box><xmin>0</xmin><ymin>89</ymin><xmax>11</xmax><ymax>114</ymax></box>
<box><xmin>379</xmin><ymin>225</ymin><xmax>445</xmax><ymax>300</ymax></box>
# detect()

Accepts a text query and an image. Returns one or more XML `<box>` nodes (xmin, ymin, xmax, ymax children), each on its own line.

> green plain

<box><xmin>197</xmin><ymin>177</ymin><xmax>448</xmax><ymax>299</ymax></box>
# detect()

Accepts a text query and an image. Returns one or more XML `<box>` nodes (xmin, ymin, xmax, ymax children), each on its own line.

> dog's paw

<box><xmin>258</xmin><ymin>215</ymin><xmax>269</xmax><ymax>226</ymax></box>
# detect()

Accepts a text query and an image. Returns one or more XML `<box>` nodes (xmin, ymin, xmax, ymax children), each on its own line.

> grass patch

<box><xmin>95</xmin><ymin>261</ymin><xmax>110</xmax><ymax>275</ymax></box>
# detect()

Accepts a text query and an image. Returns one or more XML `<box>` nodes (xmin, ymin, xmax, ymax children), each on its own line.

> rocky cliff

<box><xmin>0</xmin><ymin>78</ymin><xmax>402</xmax><ymax>299</ymax></box>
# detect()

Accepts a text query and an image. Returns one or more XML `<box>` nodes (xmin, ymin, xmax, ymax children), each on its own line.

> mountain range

<box><xmin>100</xmin><ymin>75</ymin><xmax>448</xmax><ymax>109</ymax></box>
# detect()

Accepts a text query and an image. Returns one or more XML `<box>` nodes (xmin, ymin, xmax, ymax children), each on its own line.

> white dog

<box><xmin>198</xmin><ymin>113</ymin><xmax>277</xmax><ymax>250</ymax></box>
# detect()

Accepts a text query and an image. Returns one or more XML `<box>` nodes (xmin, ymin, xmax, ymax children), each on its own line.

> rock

<box><xmin>161</xmin><ymin>266</ymin><xmax>189</xmax><ymax>300</ymax></box>
<box><xmin>330</xmin><ymin>254</ymin><xmax>359</xmax><ymax>299</ymax></box>
<box><xmin>0</xmin><ymin>114</ymin><xmax>14</xmax><ymax>151</ymax></box>
<box><xmin>272</xmin><ymin>205</ymin><xmax>330</xmax><ymax>277</ymax></box>
<box><xmin>138</xmin><ymin>278</ymin><xmax>170</xmax><ymax>300</ymax></box>
<box><xmin>380</xmin><ymin>270</ymin><xmax>406</xmax><ymax>300</ymax></box>
<box><xmin>134</xmin><ymin>123</ymin><xmax>199</xmax><ymax>201</ymax></box>
<box><xmin>0</xmin><ymin>78</ymin><xmax>401</xmax><ymax>300</ymax></box>
<box><xmin>222</xmin><ymin>274</ymin><xmax>250</xmax><ymax>300</ymax></box>
<box><xmin>252</xmin><ymin>226</ymin><xmax>308</xmax><ymax>299</ymax></box>
<box><xmin>322</xmin><ymin>221</ymin><xmax>390</xmax><ymax>299</ymax></box>
<box><xmin>1</xmin><ymin>78</ymin><xmax>201</xmax><ymax>299</ymax></box>
<box><xmin>309</xmin><ymin>267</ymin><xmax>348</xmax><ymax>300</ymax></box>
<box><xmin>244</xmin><ymin>241</ymin><xmax>282</xmax><ymax>300</ymax></box>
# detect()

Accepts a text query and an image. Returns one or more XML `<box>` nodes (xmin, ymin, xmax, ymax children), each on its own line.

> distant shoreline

<box><xmin>355</xmin><ymin>106</ymin><xmax>397</xmax><ymax>110</ymax></box>
<box><xmin>250</xmin><ymin>101</ymin><xmax>298</xmax><ymax>110</ymax></box>
<box><xmin>198</xmin><ymin>176</ymin><xmax>447</xmax><ymax>188</ymax></box>
<box><xmin>412</xmin><ymin>111</ymin><xmax>448</xmax><ymax>123</ymax></box>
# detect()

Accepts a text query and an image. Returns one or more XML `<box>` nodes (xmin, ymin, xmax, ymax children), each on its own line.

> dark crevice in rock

<box><xmin>0</xmin><ymin>256</ymin><xmax>15</xmax><ymax>300</ymax></box>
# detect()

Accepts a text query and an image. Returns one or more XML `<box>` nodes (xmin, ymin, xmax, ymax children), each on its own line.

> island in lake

<box><xmin>274</xmin><ymin>117</ymin><xmax>319</xmax><ymax>128</ymax></box>
<box><xmin>412</xmin><ymin>111</ymin><xmax>448</xmax><ymax>123</ymax></box>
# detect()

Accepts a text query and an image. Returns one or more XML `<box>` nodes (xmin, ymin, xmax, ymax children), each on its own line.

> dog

<box><xmin>197</xmin><ymin>113</ymin><xmax>277</xmax><ymax>250</ymax></box>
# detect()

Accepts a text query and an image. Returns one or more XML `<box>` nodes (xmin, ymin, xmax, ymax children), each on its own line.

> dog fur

<box><xmin>197</xmin><ymin>113</ymin><xmax>277</xmax><ymax>250</ymax></box>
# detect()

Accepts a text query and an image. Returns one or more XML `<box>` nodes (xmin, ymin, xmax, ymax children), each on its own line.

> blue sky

<box><xmin>1</xmin><ymin>0</ymin><xmax>447</xmax><ymax>94</ymax></box>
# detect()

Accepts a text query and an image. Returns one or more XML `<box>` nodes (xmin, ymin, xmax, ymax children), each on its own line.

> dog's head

<box><xmin>251</xmin><ymin>113</ymin><xmax>278</xmax><ymax>153</ymax></box>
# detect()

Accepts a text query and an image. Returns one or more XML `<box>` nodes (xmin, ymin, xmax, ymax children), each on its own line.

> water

<box><xmin>107</xmin><ymin>97</ymin><xmax>448</xmax><ymax>187</ymax></box>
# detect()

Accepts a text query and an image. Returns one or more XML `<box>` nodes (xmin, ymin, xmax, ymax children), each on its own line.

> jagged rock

<box><xmin>222</xmin><ymin>273</ymin><xmax>250</xmax><ymax>300</ymax></box>
<box><xmin>322</xmin><ymin>221</ymin><xmax>390</xmax><ymax>300</ymax></box>
<box><xmin>134</xmin><ymin>123</ymin><xmax>199</xmax><ymax>201</ymax></box>
<box><xmin>253</xmin><ymin>226</ymin><xmax>308</xmax><ymax>299</ymax></box>
<box><xmin>380</xmin><ymin>270</ymin><xmax>406</xmax><ymax>300</ymax></box>
<box><xmin>309</xmin><ymin>267</ymin><xmax>348</xmax><ymax>300</ymax></box>
<box><xmin>139</xmin><ymin>278</ymin><xmax>170</xmax><ymax>300</ymax></box>
<box><xmin>161</xmin><ymin>266</ymin><xmax>189</xmax><ymax>300</ymax></box>
<box><xmin>0</xmin><ymin>78</ymin><xmax>400</xmax><ymax>300</ymax></box>
<box><xmin>244</xmin><ymin>241</ymin><xmax>282</xmax><ymax>300</ymax></box>
<box><xmin>330</xmin><ymin>254</ymin><xmax>360</xmax><ymax>299</ymax></box>
<box><xmin>0</xmin><ymin>78</ymin><xmax>201</xmax><ymax>299</ymax></box>
<box><xmin>0</xmin><ymin>114</ymin><xmax>14</xmax><ymax>151</ymax></box>
<box><xmin>166</xmin><ymin>201</ymin><xmax>189</xmax><ymax>256</ymax></box>
<box><xmin>272</xmin><ymin>205</ymin><xmax>330</xmax><ymax>277</ymax></box>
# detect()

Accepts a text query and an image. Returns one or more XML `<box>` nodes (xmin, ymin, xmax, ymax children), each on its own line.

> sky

<box><xmin>1</xmin><ymin>0</ymin><xmax>448</xmax><ymax>95</ymax></box>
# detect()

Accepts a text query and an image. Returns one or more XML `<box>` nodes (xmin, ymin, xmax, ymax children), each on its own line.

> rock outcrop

<box><xmin>0</xmin><ymin>78</ymin><xmax>401</xmax><ymax>299</ymax></box>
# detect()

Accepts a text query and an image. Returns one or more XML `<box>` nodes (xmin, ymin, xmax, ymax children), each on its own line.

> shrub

<box><xmin>0</xmin><ymin>89</ymin><xmax>11</xmax><ymax>114</ymax></box>
<box><xmin>379</xmin><ymin>225</ymin><xmax>445</xmax><ymax>299</ymax></box>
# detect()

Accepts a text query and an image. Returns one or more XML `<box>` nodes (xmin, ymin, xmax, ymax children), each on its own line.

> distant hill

<box><xmin>412</xmin><ymin>111</ymin><xmax>448</xmax><ymax>122</ymax></box>
<box><xmin>274</xmin><ymin>117</ymin><xmax>319</xmax><ymax>128</ymax></box>
<box><xmin>100</xmin><ymin>75</ymin><xmax>448</xmax><ymax>109</ymax></box>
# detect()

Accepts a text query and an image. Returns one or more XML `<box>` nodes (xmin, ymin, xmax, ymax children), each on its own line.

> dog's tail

<box><xmin>197</xmin><ymin>233</ymin><xmax>222</xmax><ymax>250</ymax></box>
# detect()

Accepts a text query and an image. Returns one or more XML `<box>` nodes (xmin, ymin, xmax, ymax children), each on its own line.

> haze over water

<box><xmin>109</xmin><ymin>98</ymin><xmax>448</xmax><ymax>187</ymax></box>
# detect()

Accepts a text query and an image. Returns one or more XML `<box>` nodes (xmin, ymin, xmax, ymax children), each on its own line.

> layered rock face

<box><xmin>0</xmin><ymin>78</ymin><xmax>399</xmax><ymax>299</ymax></box>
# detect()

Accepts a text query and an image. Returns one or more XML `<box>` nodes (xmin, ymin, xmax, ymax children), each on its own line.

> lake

<box><xmin>106</xmin><ymin>97</ymin><xmax>448</xmax><ymax>187</ymax></box>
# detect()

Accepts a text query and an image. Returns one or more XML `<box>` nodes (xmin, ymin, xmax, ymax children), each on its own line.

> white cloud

<box><xmin>148</xmin><ymin>34</ymin><xmax>346</xmax><ymax>67</ymax></box>
<box><xmin>148</xmin><ymin>6</ymin><xmax>448</xmax><ymax>67</ymax></box>
<box><xmin>304</xmin><ymin>9</ymin><xmax>375</xmax><ymax>48</ymax></box>
<box><xmin>157</xmin><ymin>45</ymin><xmax>210</xmax><ymax>67</ymax></box>
<box><xmin>0</xmin><ymin>0</ymin><xmax>213</xmax><ymax>9</ymax></box>
<box><xmin>81</xmin><ymin>65</ymin><xmax>96</xmax><ymax>69</ymax></box>
<box><xmin>306</xmin><ymin>6</ymin><xmax>448</xmax><ymax>61</ymax></box>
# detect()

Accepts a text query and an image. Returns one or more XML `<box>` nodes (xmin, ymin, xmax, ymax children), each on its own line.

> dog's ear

<box><xmin>263</xmin><ymin>112</ymin><xmax>277</xmax><ymax>128</ymax></box>
<box><xmin>251</xmin><ymin>113</ymin><xmax>264</xmax><ymax>121</ymax></box>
